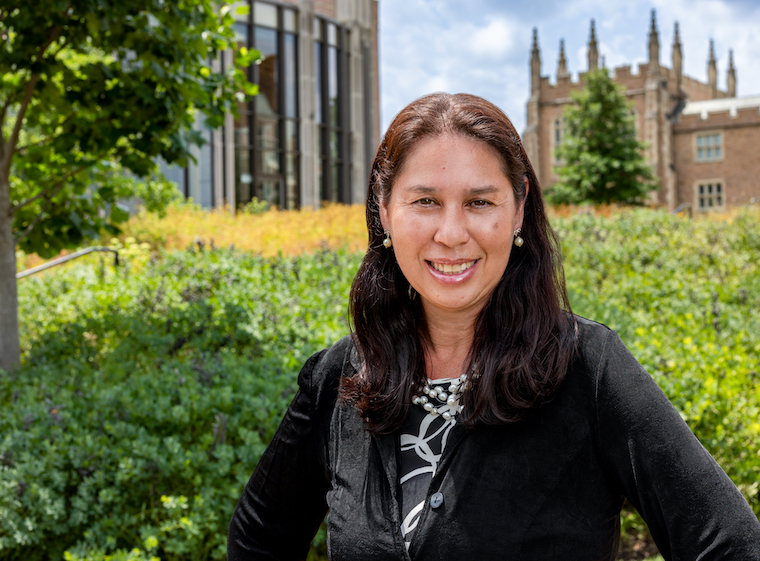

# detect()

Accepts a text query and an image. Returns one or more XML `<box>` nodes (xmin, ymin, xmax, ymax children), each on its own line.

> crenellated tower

<box><xmin>647</xmin><ymin>9</ymin><xmax>660</xmax><ymax>75</ymax></box>
<box><xmin>524</xmin><ymin>28</ymin><xmax>542</xmax><ymax>176</ymax></box>
<box><xmin>587</xmin><ymin>20</ymin><xmax>598</xmax><ymax>70</ymax></box>
<box><xmin>557</xmin><ymin>39</ymin><xmax>569</xmax><ymax>79</ymax></box>
<box><xmin>727</xmin><ymin>49</ymin><xmax>736</xmax><ymax>97</ymax></box>
<box><xmin>708</xmin><ymin>40</ymin><xmax>718</xmax><ymax>97</ymax></box>
<box><xmin>672</xmin><ymin>22</ymin><xmax>682</xmax><ymax>91</ymax></box>
<box><xmin>530</xmin><ymin>28</ymin><xmax>541</xmax><ymax>93</ymax></box>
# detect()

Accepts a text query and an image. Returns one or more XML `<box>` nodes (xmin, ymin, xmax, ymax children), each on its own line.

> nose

<box><xmin>433</xmin><ymin>207</ymin><xmax>470</xmax><ymax>247</ymax></box>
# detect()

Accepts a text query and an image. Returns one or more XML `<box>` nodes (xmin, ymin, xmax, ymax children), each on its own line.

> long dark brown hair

<box><xmin>343</xmin><ymin>92</ymin><xmax>576</xmax><ymax>434</ymax></box>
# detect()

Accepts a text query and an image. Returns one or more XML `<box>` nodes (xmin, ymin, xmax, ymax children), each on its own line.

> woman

<box><xmin>228</xmin><ymin>93</ymin><xmax>760</xmax><ymax>560</ymax></box>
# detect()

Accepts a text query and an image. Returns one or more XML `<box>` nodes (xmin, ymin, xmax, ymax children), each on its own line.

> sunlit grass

<box><xmin>120</xmin><ymin>202</ymin><xmax>368</xmax><ymax>256</ymax></box>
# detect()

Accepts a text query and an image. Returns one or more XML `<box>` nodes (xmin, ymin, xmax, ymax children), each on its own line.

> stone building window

<box><xmin>694</xmin><ymin>181</ymin><xmax>725</xmax><ymax>211</ymax></box>
<box><xmin>553</xmin><ymin>117</ymin><xmax>565</xmax><ymax>164</ymax></box>
<box><xmin>315</xmin><ymin>17</ymin><xmax>351</xmax><ymax>203</ymax></box>
<box><xmin>695</xmin><ymin>133</ymin><xmax>722</xmax><ymax>162</ymax></box>
<box><xmin>234</xmin><ymin>1</ymin><xmax>300</xmax><ymax>209</ymax></box>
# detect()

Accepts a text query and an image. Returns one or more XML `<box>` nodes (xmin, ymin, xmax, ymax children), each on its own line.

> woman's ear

<box><xmin>379</xmin><ymin>199</ymin><xmax>390</xmax><ymax>232</ymax></box>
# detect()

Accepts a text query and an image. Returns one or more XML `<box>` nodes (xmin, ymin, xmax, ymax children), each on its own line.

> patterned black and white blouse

<box><xmin>397</xmin><ymin>377</ymin><xmax>461</xmax><ymax>552</ymax></box>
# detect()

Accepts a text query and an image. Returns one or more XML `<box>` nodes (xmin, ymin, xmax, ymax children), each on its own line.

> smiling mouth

<box><xmin>429</xmin><ymin>260</ymin><xmax>476</xmax><ymax>274</ymax></box>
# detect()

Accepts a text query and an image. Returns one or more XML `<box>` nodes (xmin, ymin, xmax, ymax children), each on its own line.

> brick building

<box><xmin>164</xmin><ymin>0</ymin><xmax>380</xmax><ymax>210</ymax></box>
<box><xmin>523</xmin><ymin>11</ymin><xmax>760</xmax><ymax>211</ymax></box>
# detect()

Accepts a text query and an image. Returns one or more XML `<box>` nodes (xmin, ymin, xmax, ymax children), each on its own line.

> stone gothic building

<box><xmin>523</xmin><ymin>11</ymin><xmax>760</xmax><ymax>211</ymax></box>
<box><xmin>163</xmin><ymin>0</ymin><xmax>380</xmax><ymax>210</ymax></box>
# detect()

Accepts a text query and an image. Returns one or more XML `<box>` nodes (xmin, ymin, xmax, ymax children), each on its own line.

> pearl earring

<box><xmin>383</xmin><ymin>229</ymin><xmax>393</xmax><ymax>248</ymax></box>
<box><xmin>513</xmin><ymin>228</ymin><xmax>524</xmax><ymax>247</ymax></box>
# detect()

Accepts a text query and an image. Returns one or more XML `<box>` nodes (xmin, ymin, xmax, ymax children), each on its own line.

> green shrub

<box><xmin>3</xmin><ymin>247</ymin><xmax>360</xmax><ymax>560</ymax></box>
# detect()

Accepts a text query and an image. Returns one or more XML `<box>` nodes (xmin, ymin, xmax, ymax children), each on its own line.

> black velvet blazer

<box><xmin>228</xmin><ymin>317</ymin><xmax>760</xmax><ymax>560</ymax></box>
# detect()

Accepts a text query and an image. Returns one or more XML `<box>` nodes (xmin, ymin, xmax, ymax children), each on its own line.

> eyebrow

<box><xmin>403</xmin><ymin>185</ymin><xmax>501</xmax><ymax>196</ymax></box>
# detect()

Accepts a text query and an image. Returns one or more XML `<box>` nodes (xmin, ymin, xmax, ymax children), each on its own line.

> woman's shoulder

<box><xmin>571</xmin><ymin>314</ymin><xmax>626</xmax><ymax>362</ymax></box>
<box><xmin>296</xmin><ymin>335</ymin><xmax>357</xmax><ymax>402</ymax></box>
<box><xmin>565</xmin><ymin>315</ymin><xmax>645</xmax><ymax>387</ymax></box>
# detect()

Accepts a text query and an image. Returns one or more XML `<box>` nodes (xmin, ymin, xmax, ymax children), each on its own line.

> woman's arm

<box><xmin>228</xmin><ymin>340</ymin><xmax>347</xmax><ymax>560</ymax></box>
<box><xmin>593</xmin><ymin>327</ymin><xmax>760</xmax><ymax>559</ymax></box>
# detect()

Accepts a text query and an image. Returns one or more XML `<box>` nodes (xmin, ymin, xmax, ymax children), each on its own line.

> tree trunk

<box><xmin>0</xmin><ymin>174</ymin><xmax>20</xmax><ymax>371</ymax></box>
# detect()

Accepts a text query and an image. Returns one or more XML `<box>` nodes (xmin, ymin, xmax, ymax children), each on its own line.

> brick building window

<box><xmin>553</xmin><ymin>117</ymin><xmax>565</xmax><ymax>164</ymax></box>
<box><xmin>695</xmin><ymin>133</ymin><xmax>722</xmax><ymax>162</ymax></box>
<box><xmin>694</xmin><ymin>181</ymin><xmax>725</xmax><ymax>211</ymax></box>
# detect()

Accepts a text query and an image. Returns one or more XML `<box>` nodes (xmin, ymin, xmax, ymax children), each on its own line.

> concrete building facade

<box><xmin>164</xmin><ymin>0</ymin><xmax>379</xmax><ymax>210</ymax></box>
<box><xmin>523</xmin><ymin>11</ymin><xmax>760</xmax><ymax>211</ymax></box>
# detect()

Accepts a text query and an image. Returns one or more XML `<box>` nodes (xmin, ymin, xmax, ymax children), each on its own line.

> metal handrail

<box><xmin>16</xmin><ymin>246</ymin><xmax>120</xmax><ymax>279</ymax></box>
<box><xmin>671</xmin><ymin>202</ymin><xmax>692</xmax><ymax>217</ymax></box>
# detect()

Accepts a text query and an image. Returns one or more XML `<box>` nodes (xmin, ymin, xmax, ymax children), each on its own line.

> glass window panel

<box><xmin>328</xmin><ymin>46</ymin><xmax>339</xmax><ymax>127</ymax></box>
<box><xmin>235</xmin><ymin>147</ymin><xmax>253</xmax><ymax>204</ymax></box>
<box><xmin>314</xmin><ymin>18</ymin><xmax>322</xmax><ymax>40</ymax></box>
<box><xmin>699</xmin><ymin>185</ymin><xmax>704</xmax><ymax>194</ymax></box>
<box><xmin>235</xmin><ymin>114</ymin><xmax>250</xmax><ymax>147</ymax></box>
<box><xmin>717</xmin><ymin>184</ymin><xmax>722</xmax><ymax>193</ymax></box>
<box><xmin>330</xmin><ymin>129</ymin><xmax>339</xmax><ymax>160</ymax></box>
<box><xmin>706</xmin><ymin>148</ymin><xmax>712</xmax><ymax>158</ymax></box>
<box><xmin>258</xmin><ymin>179</ymin><xmax>279</xmax><ymax>206</ymax></box>
<box><xmin>256</xmin><ymin>118</ymin><xmax>278</xmax><ymax>150</ymax></box>
<box><xmin>715</xmin><ymin>147</ymin><xmax>721</xmax><ymax>158</ymax></box>
<box><xmin>234</xmin><ymin>23</ymin><xmax>249</xmax><ymax>46</ymax></box>
<box><xmin>327</xmin><ymin>23</ymin><xmax>337</xmax><ymax>46</ymax></box>
<box><xmin>285</xmin><ymin>119</ymin><xmax>298</xmax><ymax>153</ymax></box>
<box><xmin>254</xmin><ymin>2</ymin><xmax>277</xmax><ymax>28</ymax></box>
<box><xmin>708</xmin><ymin>198</ymin><xmax>713</xmax><ymax>207</ymax></box>
<box><xmin>255</xmin><ymin>27</ymin><xmax>278</xmax><ymax>114</ymax></box>
<box><xmin>700</xmin><ymin>197</ymin><xmax>705</xmax><ymax>208</ymax></box>
<box><xmin>708</xmin><ymin>184</ymin><xmax>713</xmax><ymax>194</ymax></box>
<box><xmin>314</xmin><ymin>42</ymin><xmax>322</xmax><ymax>123</ymax></box>
<box><xmin>199</xmin><ymin>130</ymin><xmax>213</xmax><ymax>208</ymax></box>
<box><xmin>714</xmin><ymin>134</ymin><xmax>720</xmax><ymax>145</ymax></box>
<box><xmin>285</xmin><ymin>155</ymin><xmax>298</xmax><ymax>209</ymax></box>
<box><xmin>284</xmin><ymin>33</ymin><xmax>297</xmax><ymax>118</ymax></box>
<box><xmin>717</xmin><ymin>196</ymin><xmax>723</xmax><ymax>205</ymax></box>
<box><xmin>330</xmin><ymin>162</ymin><xmax>340</xmax><ymax>201</ymax></box>
<box><xmin>258</xmin><ymin>149</ymin><xmax>280</xmax><ymax>175</ymax></box>
<box><xmin>317</xmin><ymin>157</ymin><xmax>323</xmax><ymax>200</ymax></box>
<box><xmin>283</xmin><ymin>8</ymin><xmax>297</xmax><ymax>32</ymax></box>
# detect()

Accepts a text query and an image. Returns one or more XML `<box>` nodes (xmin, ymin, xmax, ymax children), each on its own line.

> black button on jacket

<box><xmin>228</xmin><ymin>317</ymin><xmax>760</xmax><ymax>560</ymax></box>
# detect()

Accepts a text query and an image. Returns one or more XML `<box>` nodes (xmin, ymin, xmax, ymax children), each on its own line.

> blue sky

<box><xmin>378</xmin><ymin>0</ymin><xmax>760</xmax><ymax>135</ymax></box>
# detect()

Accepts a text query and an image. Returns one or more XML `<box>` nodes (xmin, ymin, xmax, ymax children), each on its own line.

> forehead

<box><xmin>392</xmin><ymin>133</ymin><xmax>510</xmax><ymax>191</ymax></box>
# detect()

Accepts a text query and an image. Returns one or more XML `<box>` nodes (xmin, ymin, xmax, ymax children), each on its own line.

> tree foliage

<box><xmin>550</xmin><ymin>68</ymin><xmax>656</xmax><ymax>205</ymax></box>
<box><xmin>0</xmin><ymin>1</ymin><xmax>258</xmax><ymax>370</ymax></box>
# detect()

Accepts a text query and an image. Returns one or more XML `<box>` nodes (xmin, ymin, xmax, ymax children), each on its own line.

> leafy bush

<box><xmin>557</xmin><ymin>208</ymin><xmax>760</xmax><ymax>552</ymax></box>
<box><xmin>3</xmin><ymin>206</ymin><xmax>759</xmax><ymax>560</ymax></box>
<box><xmin>3</xmin><ymin>246</ymin><xmax>360</xmax><ymax>560</ymax></box>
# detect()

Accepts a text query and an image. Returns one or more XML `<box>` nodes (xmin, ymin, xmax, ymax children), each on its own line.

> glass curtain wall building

<box><xmin>165</xmin><ymin>0</ymin><xmax>379</xmax><ymax>210</ymax></box>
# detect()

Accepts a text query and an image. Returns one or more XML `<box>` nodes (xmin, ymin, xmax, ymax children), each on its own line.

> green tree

<box><xmin>550</xmin><ymin>68</ymin><xmax>656</xmax><ymax>205</ymax></box>
<box><xmin>0</xmin><ymin>2</ymin><xmax>259</xmax><ymax>371</ymax></box>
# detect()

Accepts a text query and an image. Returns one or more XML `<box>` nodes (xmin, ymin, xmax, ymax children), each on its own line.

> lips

<box><xmin>428</xmin><ymin>260</ymin><xmax>476</xmax><ymax>274</ymax></box>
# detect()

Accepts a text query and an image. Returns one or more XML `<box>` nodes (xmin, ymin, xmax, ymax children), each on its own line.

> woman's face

<box><xmin>380</xmin><ymin>133</ymin><xmax>525</xmax><ymax>321</ymax></box>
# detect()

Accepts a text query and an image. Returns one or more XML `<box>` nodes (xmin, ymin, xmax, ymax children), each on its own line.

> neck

<box><xmin>423</xmin><ymin>305</ymin><xmax>479</xmax><ymax>379</ymax></box>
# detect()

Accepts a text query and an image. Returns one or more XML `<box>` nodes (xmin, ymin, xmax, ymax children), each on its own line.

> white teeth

<box><xmin>431</xmin><ymin>261</ymin><xmax>475</xmax><ymax>274</ymax></box>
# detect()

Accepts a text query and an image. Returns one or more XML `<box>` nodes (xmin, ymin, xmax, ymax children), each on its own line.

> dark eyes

<box><xmin>414</xmin><ymin>198</ymin><xmax>492</xmax><ymax>207</ymax></box>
